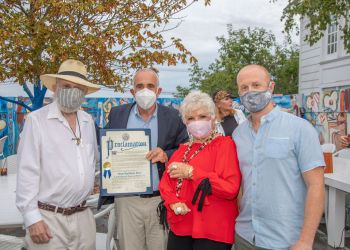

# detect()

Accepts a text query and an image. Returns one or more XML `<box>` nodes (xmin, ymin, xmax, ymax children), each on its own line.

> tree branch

<box><xmin>0</xmin><ymin>96</ymin><xmax>32</xmax><ymax>111</ymax></box>
<box><xmin>23</xmin><ymin>83</ymin><xmax>34</xmax><ymax>101</ymax></box>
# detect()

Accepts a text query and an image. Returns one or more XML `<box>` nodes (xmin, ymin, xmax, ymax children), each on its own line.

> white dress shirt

<box><xmin>16</xmin><ymin>101</ymin><xmax>98</xmax><ymax>228</ymax></box>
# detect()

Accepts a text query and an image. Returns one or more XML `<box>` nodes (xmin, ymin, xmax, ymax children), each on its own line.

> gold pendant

<box><xmin>76</xmin><ymin>138</ymin><xmax>81</xmax><ymax>145</ymax></box>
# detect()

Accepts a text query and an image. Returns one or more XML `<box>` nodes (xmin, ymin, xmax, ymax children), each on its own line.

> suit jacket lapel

<box><xmin>119</xmin><ymin>103</ymin><xmax>135</xmax><ymax>128</ymax></box>
<box><xmin>157</xmin><ymin>105</ymin><xmax>167</xmax><ymax>147</ymax></box>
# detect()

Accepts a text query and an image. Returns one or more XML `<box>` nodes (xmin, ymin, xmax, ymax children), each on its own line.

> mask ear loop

<box><xmin>267</xmin><ymin>81</ymin><xmax>274</xmax><ymax>94</ymax></box>
<box><xmin>266</xmin><ymin>81</ymin><xmax>275</xmax><ymax>107</ymax></box>
<box><xmin>208</xmin><ymin>114</ymin><xmax>219</xmax><ymax>136</ymax></box>
<box><xmin>186</xmin><ymin>126</ymin><xmax>194</xmax><ymax>143</ymax></box>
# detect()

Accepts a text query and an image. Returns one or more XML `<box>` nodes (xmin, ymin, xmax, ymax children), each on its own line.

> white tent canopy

<box><xmin>0</xmin><ymin>83</ymin><xmax>175</xmax><ymax>99</ymax></box>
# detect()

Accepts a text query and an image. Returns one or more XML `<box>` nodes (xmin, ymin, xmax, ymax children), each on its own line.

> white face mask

<box><xmin>135</xmin><ymin>88</ymin><xmax>157</xmax><ymax>110</ymax></box>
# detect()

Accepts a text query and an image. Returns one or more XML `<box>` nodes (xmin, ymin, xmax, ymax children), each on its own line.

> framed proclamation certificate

<box><xmin>99</xmin><ymin>129</ymin><xmax>153</xmax><ymax>196</ymax></box>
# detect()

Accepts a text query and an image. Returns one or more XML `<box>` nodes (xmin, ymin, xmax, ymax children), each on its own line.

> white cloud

<box><xmin>157</xmin><ymin>0</ymin><xmax>299</xmax><ymax>92</ymax></box>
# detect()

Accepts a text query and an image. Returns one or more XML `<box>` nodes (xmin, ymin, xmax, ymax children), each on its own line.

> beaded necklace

<box><xmin>175</xmin><ymin>131</ymin><xmax>217</xmax><ymax>197</ymax></box>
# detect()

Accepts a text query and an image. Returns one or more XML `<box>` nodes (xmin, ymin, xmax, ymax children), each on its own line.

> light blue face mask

<box><xmin>240</xmin><ymin>89</ymin><xmax>272</xmax><ymax>113</ymax></box>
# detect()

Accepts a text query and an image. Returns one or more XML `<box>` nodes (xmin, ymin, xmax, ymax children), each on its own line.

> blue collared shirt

<box><xmin>127</xmin><ymin>104</ymin><xmax>159</xmax><ymax>191</ymax></box>
<box><xmin>232</xmin><ymin>107</ymin><xmax>325</xmax><ymax>249</ymax></box>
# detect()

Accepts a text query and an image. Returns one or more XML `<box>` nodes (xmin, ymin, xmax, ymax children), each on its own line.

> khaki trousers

<box><xmin>234</xmin><ymin>234</ymin><xmax>269</xmax><ymax>250</ymax></box>
<box><xmin>115</xmin><ymin>195</ymin><xmax>167</xmax><ymax>250</ymax></box>
<box><xmin>25</xmin><ymin>208</ymin><xmax>96</xmax><ymax>250</ymax></box>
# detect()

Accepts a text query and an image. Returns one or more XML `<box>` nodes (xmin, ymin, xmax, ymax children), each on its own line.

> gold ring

<box><xmin>176</xmin><ymin>207</ymin><xmax>182</xmax><ymax>214</ymax></box>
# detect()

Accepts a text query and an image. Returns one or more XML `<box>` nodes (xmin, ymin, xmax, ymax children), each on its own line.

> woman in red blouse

<box><xmin>159</xmin><ymin>91</ymin><xmax>241</xmax><ymax>250</ymax></box>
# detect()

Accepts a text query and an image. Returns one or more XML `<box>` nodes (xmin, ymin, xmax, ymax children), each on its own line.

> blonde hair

<box><xmin>212</xmin><ymin>90</ymin><xmax>236</xmax><ymax>120</ymax></box>
<box><xmin>180</xmin><ymin>91</ymin><xmax>216</xmax><ymax>123</ymax></box>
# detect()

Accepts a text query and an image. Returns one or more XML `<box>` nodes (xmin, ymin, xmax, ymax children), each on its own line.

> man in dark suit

<box><xmin>104</xmin><ymin>68</ymin><xmax>188</xmax><ymax>250</ymax></box>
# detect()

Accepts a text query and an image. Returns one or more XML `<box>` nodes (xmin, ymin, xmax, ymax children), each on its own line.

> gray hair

<box><xmin>180</xmin><ymin>90</ymin><xmax>216</xmax><ymax>122</ymax></box>
<box><xmin>132</xmin><ymin>67</ymin><xmax>159</xmax><ymax>86</ymax></box>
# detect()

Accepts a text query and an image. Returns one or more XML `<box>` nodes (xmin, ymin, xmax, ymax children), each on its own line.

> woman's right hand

<box><xmin>167</xmin><ymin>162</ymin><xmax>193</xmax><ymax>179</ymax></box>
<box><xmin>169</xmin><ymin>202</ymin><xmax>191</xmax><ymax>215</ymax></box>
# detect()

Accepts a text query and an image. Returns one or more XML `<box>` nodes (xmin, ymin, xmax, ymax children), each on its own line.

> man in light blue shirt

<box><xmin>127</xmin><ymin>104</ymin><xmax>159</xmax><ymax>191</ymax></box>
<box><xmin>232</xmin><ymin>65</ymin><xmax>325</xmax><ymax>250</ymax></box>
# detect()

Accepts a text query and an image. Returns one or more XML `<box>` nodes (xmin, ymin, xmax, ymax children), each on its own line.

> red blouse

<box><xmin>159</xmin><ymin>136</ymin><xmax>241</xmax><ymax>244</ymax></box>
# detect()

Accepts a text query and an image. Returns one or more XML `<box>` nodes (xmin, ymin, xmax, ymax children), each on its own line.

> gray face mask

<box><xmin>240</xmin><ymin>90</ymin><xmax>272</xmax><ymax>113</ymax></box>
<box><xmin>55</xmin><ymin>86</ymin><xmax>85</xmax><ymax>113</ymax></box>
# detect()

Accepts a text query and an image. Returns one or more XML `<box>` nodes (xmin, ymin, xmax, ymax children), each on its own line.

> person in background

<box><xmin>212</xmin><ymin>90</ymin><xmax>246</xmax><ymax>136</ymax></box>
<box><xmin>233</xmin><ymin>64</ymin><xmax>325</xmax><ymax>250</ymax></box>
<box><xmin>341</xmin><ymin>134</ymin><xmax>350</xmax><ymax>148</ymax></box>
<box><xmin>16</xmin><ymin>59</ymin><xmax>100</xmax><ymax>250</ymax></box>
<box><xmin>160</xmin><ymin>90</ymin><xmax>241</xmax><ymax>250</ymax></box>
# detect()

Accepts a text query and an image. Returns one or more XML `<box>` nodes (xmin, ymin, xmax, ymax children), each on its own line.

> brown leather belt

<box><xmin>38</xmin><ymin>201</ymin><xmax>87</xmax><ymax>215</ymax></box>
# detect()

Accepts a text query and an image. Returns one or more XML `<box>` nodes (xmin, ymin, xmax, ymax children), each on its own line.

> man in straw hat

<box><xmin>16</xmin><ymin>59</ymin><xmax>100</xmax><ymax>249</ymax></box>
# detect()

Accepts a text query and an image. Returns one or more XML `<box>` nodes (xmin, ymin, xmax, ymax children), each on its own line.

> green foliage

<box><xmin>274</xmin><ymin>45</ymin><xmax>299</xmax><ymax>94</ymax></box>
<box><xmin>276</xmin><ymin>0</ymin><xmax>350</xmax><ymax>52</ymax></box>
<box><xmin>176</xmin><ymin>26</ymin><xmax>299</xmax><ymax>98</ymax></box>
<box><xmin>175</xmin><ymin>62</ymin><xmax>202</xmax><ymax>98</ymax></box>
<box><xmin>0</xmin><ymin>0</ymin><xmax>211</xmax><ymax>91</ymax></box>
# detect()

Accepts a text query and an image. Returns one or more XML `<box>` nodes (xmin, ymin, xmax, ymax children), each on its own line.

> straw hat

<box><xmin>40</xmin><ymin>59</ymin><xmax>100</xmax><ymax>94</ymax></box>
<box><xmin>212</xmin><ymin>90</ymin><xmax>233</xmax><ymax>103</ymax></box>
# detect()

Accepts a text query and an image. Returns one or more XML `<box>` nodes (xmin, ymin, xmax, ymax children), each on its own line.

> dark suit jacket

<box><xmin>98</xmin><ymin>103</ymin><xmax>188</xmax><ymax>207</ymax></box>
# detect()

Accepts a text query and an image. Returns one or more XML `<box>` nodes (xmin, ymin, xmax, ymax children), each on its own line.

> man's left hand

<box><xmin>146</xmin><ymin>147</ymin><xmax>168</xmax><ymax>163</ymax></box>
<box><xmin>291</xmin><ymin>240</ymin><xmax>312</xmax><ymax>250</ymax></box>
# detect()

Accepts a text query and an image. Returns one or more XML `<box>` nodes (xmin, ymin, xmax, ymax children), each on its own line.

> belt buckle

<box><xmin>62</xmin><ymin>208</ymin><xmax>67</xmax><ymax>215</ymax></box>
<box><xmin>62</xmin><ymin>207</ymin><xmax>73</xmax><ymax>215</ymax></box>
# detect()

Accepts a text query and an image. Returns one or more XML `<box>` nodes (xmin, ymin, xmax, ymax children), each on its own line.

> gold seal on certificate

<box><xmin>100</xmin><ymin>129</ymin><xmax>153</xmax><ymax>196</ymax></box>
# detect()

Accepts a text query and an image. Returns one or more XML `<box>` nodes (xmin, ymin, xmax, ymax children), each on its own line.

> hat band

<box><xmin>58</xmin><ymin>71</ymin><xmax>88</xmax><ymax>81</ymax></box>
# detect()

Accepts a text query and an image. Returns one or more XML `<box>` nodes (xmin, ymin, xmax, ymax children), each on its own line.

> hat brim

<box><xmin>213</xmin><ymin>92</ymin><xmax>233</xmax><ymax>101</ymax></box>
<box><xmin>40</xmin><ymin>74</ymin><xmax>101</xmax><ymax>94</ymax></box>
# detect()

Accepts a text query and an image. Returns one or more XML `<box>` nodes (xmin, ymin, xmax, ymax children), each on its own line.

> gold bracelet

<box><xmin>187</xmin><ymin>166</ymin><xmax>193</xmax><ymax>179</ymax></box>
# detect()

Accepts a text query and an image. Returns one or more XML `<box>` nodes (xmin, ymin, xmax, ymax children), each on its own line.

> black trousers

<box><xmin>167</xmin><ymin>231</ymin><xmax>232</xmax><ymax>250</ymax></box>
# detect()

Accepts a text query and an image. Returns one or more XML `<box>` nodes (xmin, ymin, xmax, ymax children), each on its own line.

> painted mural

<box><xmin>302</xmin><ymin>86</ymin><xmax>350</xmax><ymax>151</ymax></box>
<box><xmin>0</xmin><ymin>97</ymin><xmax>183</xmax><ymax>157</ymax></box>
<box><xmin>0</xmin><ymin>98</ymin><xmax>18</xmax><ymax>158</ymax></box>
<box><xmin>2</xmin><ymin>90</ymin><xmax>349</xmax><ymax>157</ymax></box>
